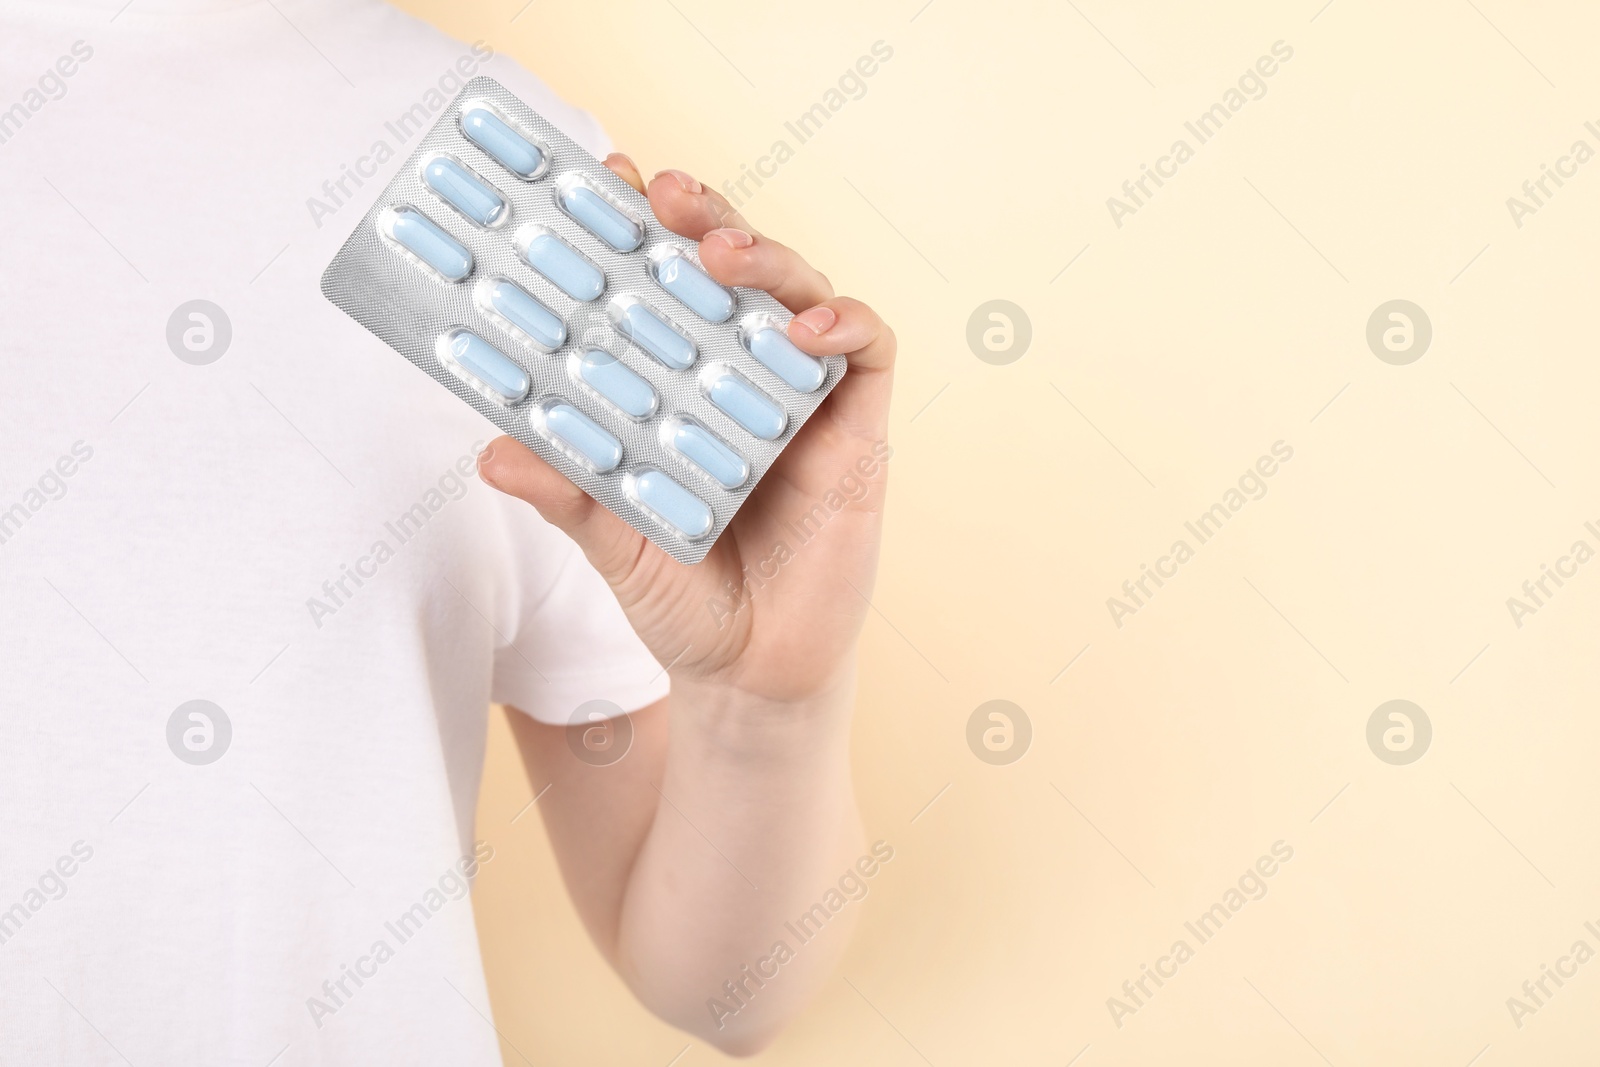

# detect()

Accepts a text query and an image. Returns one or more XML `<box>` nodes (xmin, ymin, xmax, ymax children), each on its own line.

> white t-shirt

<box><xmin>0</xmin><ymin>1</ymin><xmax>667</xmax><ymax>1062</ymax></box>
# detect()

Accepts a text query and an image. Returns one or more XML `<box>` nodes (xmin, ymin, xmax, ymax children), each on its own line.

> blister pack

<box><xmin>321</xmin><ymin>76</ymin><xmax>845</xmax><ymax>564</ymax></box>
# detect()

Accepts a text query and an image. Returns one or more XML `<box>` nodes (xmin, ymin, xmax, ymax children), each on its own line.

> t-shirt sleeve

<box><xmin>489</xmin><ymin>509</ymin><xmax>669</xmax><ymax>725</ymax></box>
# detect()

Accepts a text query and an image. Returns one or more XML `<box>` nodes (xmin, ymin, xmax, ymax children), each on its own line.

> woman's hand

<box><xmin>479</xmin><ymin>154</ymin><xmax>895</xmax><ymax>704</ymax></box>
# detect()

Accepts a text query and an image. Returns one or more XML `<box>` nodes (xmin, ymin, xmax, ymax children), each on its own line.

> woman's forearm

<box><xmin>615</xmin><ymin>672</ymin><xmax>866</xmax><ymax>1053</ymax></box>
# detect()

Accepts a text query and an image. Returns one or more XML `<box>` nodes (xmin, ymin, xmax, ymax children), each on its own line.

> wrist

<box><xmin>666</xmin><ymin>663</ymin><xmax>856</xmax><ymax>763</ymax></box>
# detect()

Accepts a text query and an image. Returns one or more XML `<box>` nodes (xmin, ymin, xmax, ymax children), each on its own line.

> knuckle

<box><xmin>709</xmin><ymin>198</ymin><xmax>744</xmax><ymax>229</ymax></box>
<box><xmin>539</xmin><ymin>479</ymin><xmax>592</xmax><ymax>524</ymax></box>
<box><xmin>834</xmin><ymin>295</ymin><xmax>870</xmax><ymax>320</ymax></box>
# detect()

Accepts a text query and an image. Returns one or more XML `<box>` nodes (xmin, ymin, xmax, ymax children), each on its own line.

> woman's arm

<box><xmin>510</xmin><ymin>684</ymin><xmax>862</xmax><ymax>1054</ymax></box>
<box><xmin>484</xmin><ymin>155</ymin><xmax>895</xmax><ymax>1054</ymax></box>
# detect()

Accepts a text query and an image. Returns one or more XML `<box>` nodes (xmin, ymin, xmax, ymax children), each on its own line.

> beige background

<box><xmin>395</xmin><ymin>0</ymin><xmax>1600</xmax><ymax>1062</ymax></box>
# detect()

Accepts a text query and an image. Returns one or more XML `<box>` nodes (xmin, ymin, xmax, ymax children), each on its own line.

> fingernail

<box><xmin>706</xmin><ymin>227</ymin><xmax>754</xmax><ymax>250</ymax></box>
<box><xmin>476</xmin><ymin>444</ymin><xmax>499</xmax><ymax>484</ymax></box>
<box><xmin>793</xmin><ymin>306</ymin><xmax>837</xmax><ymax>335</ymax></box>
<box><xmin>604</xmin><ymin>152</ymin><xmax>638</xmax><ymax>173</ymax></box>
<box><xmin>654</xmin><ymin>168</ymin><xmax>702</xmax><ymax>194</ymax></box>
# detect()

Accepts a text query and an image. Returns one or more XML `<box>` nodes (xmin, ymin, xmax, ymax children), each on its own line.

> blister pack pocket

<box><xmin>321</xmin><ymin>77</ymin><xmax>846</xmax><ymax>564</ymax></box>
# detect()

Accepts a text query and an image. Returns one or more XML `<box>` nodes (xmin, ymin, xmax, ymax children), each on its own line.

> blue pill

<box><xmin>532</xmin><ymin>401</ymin><xmax>622</xmax><ymax>473</ymax></box>
<box><xmin>664</xmin><ymin>418</ymin><xmax>748</xmax><ymax>489</ymax></box>
<box><xmin>436</xmin><ymin>329</ymin><xmax>528</xmax><ymax>405</ymax></box>
<box><xmin>649</xmin><ymin>246</ymin><xmax>734</xmax><ymax>323</ymax></box>
<box><xmin>557</xmin><ymin>174</ymin><xmax>643</xmax><ymax>252</ymax></box>
<box><xmin>517</xmin><ymin>225</ymin><xmax>605</xmax><ymax>302</ymax></box>
<box><xmin>571</xmin><ymin>347</ymin><xmax>657</xmax><ymax>420</ymax></box>
<box><xmin>608</xmin><ymin>296</ymin><xmax>697</xmax><ymax>371</ymax></box>
<box><xmin>422</xmin><ymin>155</ymin><xmax>508</xmax><ymax>228</ymax></box>
<box><xmin>703</xmin><ymin>367</ymin><xmax>787</xmax><ymax>441</ymax></box>
<box><xmin>628</xmin><ymin>468</ymin><xmax>713</xmax><ymax>541</ymax></box>
<box><xmin>743</xmin><ymin>322</ymin><xmax>826</xmax><ymax>393</ymax></box>
<box><xmin>477</xmin><ymin>277</ymin><xmax>565</xmax><ymax>352</ymax></box>
<box><xmin>381</xmin><ymin>205</ymin><xmax>472</xmax><ymax>283</ymax></box>
<box><xmin>459</xmin><ymin>104</ymin><xmax>548</xmax><ymax>180</ymax></box>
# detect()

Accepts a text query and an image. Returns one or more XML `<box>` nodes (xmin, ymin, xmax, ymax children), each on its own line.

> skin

<box><xmin>478</xmin><ymin>155</ymin><xmax>895</xmax><ymax>1054</ymax></box>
